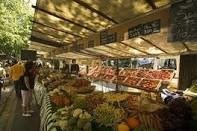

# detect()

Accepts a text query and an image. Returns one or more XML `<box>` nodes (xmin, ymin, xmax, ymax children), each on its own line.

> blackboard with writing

<box><xmin>128</xmin><ymin>24</ymin><xmax>142</xmax><ymax>38</ymax></box>
<box><xmin>142</xmin><ymin>19</ymin><xmax>160</xmax><ymax>35</ymax></box>
<box><xmin>107</xmin><ymin>33</ymin><xmax>117</xmax><ymax>44</ymax></box>
<box><xmin>168</xmin><ymin>0</ymin><xmax>197</xmax><ymax>42</ymax></box>
<box><xmin>100</xmin><ymin>30</ymin><xmax>117</xmax><ymax>45</ymax></box>
<box><xmin>128</xmin><ymin>19</ymin><xmax>160</xmax><ymax>39</ymax></box>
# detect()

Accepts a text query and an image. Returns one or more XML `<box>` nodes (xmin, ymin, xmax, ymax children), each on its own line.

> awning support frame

<box><xmin>32</xmin><ymin>5</ymin><xmax>97</xmax><ymax>32</ymax></box>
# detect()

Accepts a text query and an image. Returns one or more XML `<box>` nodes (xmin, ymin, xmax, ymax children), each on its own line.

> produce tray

<box><xmin>159</xmin><ymin>69</ymin><xmax>175</xmax><ymax>81</ymax></box>
<box><xmin>88</xmin><ymin>67</ymin><xmax>174</xmax><ymax>90</ymax></box>
<box><xmin>137</xmin><ymin>78</ymin><xmax>161</xmax><ymax>92</ymax></box>
<box><xmin>119</xmin><ymin>68</ymin><xmax>131</xmax><ymax>76</ymax></box>
<box><xmin>102</xmin><ymin>75</ymin><xmax>115</xmax><ymax>83</ymax></box>
<box><xmin>136</xmin><ymin>69</ymin><xmax>149</xmax><ymax>78</ymax></box>
<box><xmin>105</xmin><ymin>68</ymin><xmax>116</xmax><ymax>76</ymax></box>
<box><xmin>123</xmin><ymin>76</ymin><xmax>142</xmax><ymax>87</ymax></box>
<box><xmin>128</xmin><ymin>69</ymin><xmax>140</xmax><ymax>77</ymax></box>
<box><xmin>112</xmin><ymin>75</ymin><xmax>126</xmax><ymax>85</ymax></box>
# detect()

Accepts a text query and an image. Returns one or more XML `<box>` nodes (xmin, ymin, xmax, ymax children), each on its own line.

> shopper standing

<box><xmin>71</xmin><ymin>59</ymin><xmax>79</xmax><ymax>75</ymax></box>
<box><xmin>9</xmin><ymin>60</ymin><xmax>25</xmax><ymax>98</ymax></box>
<box><xmin>0</xmin><ymin>63</ymin><xmax>6</xmax><ymax>99</ymax></box>
<box><xmin>20</xmin><ymin>61</ymin><xmax>34</xmax><ymax>117</ymax></box>
<box><xmin>62</xmin><ymin>61</ymin><xmax>69</xmax><ymax>74</ymax></box>
<box><xmin>28</xmin><ymin>62</ymin><xmax>37</xmax><ymax>111</ymax></box>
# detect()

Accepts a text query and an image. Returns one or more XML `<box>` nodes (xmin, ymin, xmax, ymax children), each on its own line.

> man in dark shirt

<box><xmin>62</xmin><ymin>61</ymin><xmax>69</xmax><ymax>74</ymax></box>
<box><xmin>71</xmin><ymin>59</ymin><xmax>79</xmax><ymax>75</ymax></box>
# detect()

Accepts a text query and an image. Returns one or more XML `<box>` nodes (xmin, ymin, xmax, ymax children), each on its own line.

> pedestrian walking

<box><xmin>9</xmin><ymin>60</ymin><xmax>25</xmax><ymax>98</ymax></box>
<box><xmin>20</xmin><ymin>61</ymin><xmax>34</xmax><ymax>117</ymax></box>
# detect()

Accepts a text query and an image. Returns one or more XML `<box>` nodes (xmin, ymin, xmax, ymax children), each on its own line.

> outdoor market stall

<box><xmin>30</xmin><ymin>0</ymin><xmax>197</xmax><ymax>131</ymax></box>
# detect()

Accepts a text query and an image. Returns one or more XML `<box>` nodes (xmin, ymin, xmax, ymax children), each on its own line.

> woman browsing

<box><xmin>20</xmin><ymin>61</ymin><xmax>34</xmax><ymax>117</ymax></box>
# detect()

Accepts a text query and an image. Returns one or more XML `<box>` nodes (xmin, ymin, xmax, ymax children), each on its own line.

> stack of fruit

<box><xmin>138</xmin><ymin>79</ymin><xmax>161</xmax><ymax>91</ymax></box>
<box><xmin>123</xmin><ymin>77</ymin><xmax>142</xmax><ymax>87</ymax></box>
<box><xmin>49</xmin><ymin>107</ymin><xmax>92</xmax><ymax>131</ymax></box>
<box><xmin>71</xmin><ymin>79</ymin><xmax>95</xmax><ymax>94</ymax></box>
<box><xmin>49</xmin><ymin>89</ymin><xmax>71</xmax><ymax>107</ymax></box>
<box><xmin>93</xmin><ymin>103</ymin><xmax>125</xmax><ymax>127</ymax></box>
<box><xmin>128</xmin><ymin>69</ymin><xmax>139</xmax><ymax>77</ymax></box>
<box><xmin>85</xmin><ymin>93</ymin><xmax>105</xmax><ymax>113</ymax></box>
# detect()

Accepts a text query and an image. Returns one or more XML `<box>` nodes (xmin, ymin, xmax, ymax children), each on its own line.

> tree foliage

<box><xmin>0</xmin><ymin>0</ymin><xmax>33</xmax><ymax>57</ymax></box>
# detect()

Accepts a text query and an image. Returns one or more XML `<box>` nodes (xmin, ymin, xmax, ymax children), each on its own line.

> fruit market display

<box><xmin>113</xmin><ymin>76</ymin><xmax>126</xmax><ymax>85</ymax></box>
<box><xmin>138</xmin><ymin>79</ymin><xmax>161</xmax><ymax>92</ymax></box>
<box><xmin>93</xmin><ymin>102</ymin><xmax>125</xmax><ymax>127</ymax></box>
<box><xmin>72</xmin><ymin>79</ymin><xmax>91</xmax><ymax>87</ymax></box>
<box><xmin>73</xmin><ymin>95</ymin><xmax>87</xmax><ymax>109</ymax></box>
<box><xmin>138</xmin><ymin>112</ymin><xmax>162</xmax><ymax>130</ymax></box>
<box><xmin>155</xmin><ymin>98</ymin><xmax>192</xmax><ymax>131</ymax></box>
<box><xmin>144</xmin><ymin>70</ymin><xmax>174</xmax><ymax>80</ymax></box>
<box><xmin>37</xmin><ymin>79</ymin><xmax>143</xmax><ymax>131</ymax></box>
<box><xmin>85</xmin><ymin>92</ymin><xmax>105</xmax><ymax>113</ymax></box>
<box><xmin>88</xmin><ymin>67</ymin><xmax>174</xmax><ymax>82</ymax></box>
<box><xmin>36</xmin><ymin>77</ymin><xmax>197</xmax><ymax>131</ymax></box>
<box><xmin>128</xmin><ymin>69</ymin><xmax>139</xmax><ymax>76</ymax></box>
<box><xmin>123</xmin><ymin>77</ymin><xmax>142</xmax><ymax>87</ymax></box>
<box><xmin>36</xmin><ymin>69</ymin><xmax>197</xmax><ymax>131</ymax></box>
<box><xmin>103</xmin><ymin>92</ymin><xmax>130</xmax><ymax>104</ymax></box>
<box><xmin>117</xmin><ymin>122</ymin><xmax>130</xmax><ymax>131</ymax></box>
<box><xmin>102</xmin><ymin>75</ymin><xmax>115</xmax><ymax>82</ymax></box>
<box><xmin>87</xmin><ymin>66</ymin><xmax>174</xmax><ymax>92</ymax></box>
<box><xmin>71</xmin><ymin>79</ymin><xmax>96</xmax><ymax>94</ymax></box>
<box><xmin>40</xmin><ymin>72</ymin><xmax>67</xmax><ymax>89</ymax></box>
<box><xmin>49</xmin><ymin>89</ymin><xmax>71</xmax><ymax>107</ymax></box>
<box><xmin>120</xmin><ymin>95</ymin><xmax>140</xmax><ymax>114</ymax></box>
<box><xmin>38</xmin><ymin>68</ymin><xmax>51</xmax><ymax>83</ymax></box>
<box><xmin>119</xmin><ymin>68</ymin><xmax>129</xmax><ymax>76</ymax></box>
<box><xmin>39</xmin><ymin>70</ymin><xmax>96</xmax><ymax>94</ymax></box>
<box><xmin>48</xmin><ymin>107</ymin><xmax>92</xmax><ymax>131</ymax></box>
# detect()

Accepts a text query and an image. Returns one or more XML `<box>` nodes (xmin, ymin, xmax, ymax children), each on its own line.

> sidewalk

<box><xmin>0</xmin><ymin>91</ymin><xmax>40</xmax><ymax>131</ymax></box>
<box><xmin>0</xmin><ymin>85</ymin><xmax>14</xmax><ymax>114</ymax></box>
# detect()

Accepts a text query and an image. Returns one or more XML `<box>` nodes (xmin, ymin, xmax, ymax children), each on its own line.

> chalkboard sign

<box><xmin>128</xmin><ymin>24</ymin><xmax>142</xmax><ymax>38</ymax></box>
<box><xmin>100</xmin><ymin>30</ymin><xmax>117</xmax><ymax>45</ymax></box>
<box><xmin>128</xmin><ymin>19</ymin><xmax>160</xmax><ymax>39</ymax></box>
<box><xmin>168</xmin><ymin>0</ymin><xmax>197</xmax><ymax>42</ymax></box>
<box><xmin>107</xmin><ymin>33</ymin><xmax>117</xmax><ymax>44</ymax></box>
<box><xmin>142</xmin><ymin>19</ymin><xmax>160</xmax><ymax>35</ymax></box>
<box><xmin>88</xmin><ymin>40</ymin><xmax>94</xmax><ymax>48</ymax></box>
<box><xmin>21</xmin><ymin>50</ymin><xmax>37</xmax><ymax>61</ymax></box>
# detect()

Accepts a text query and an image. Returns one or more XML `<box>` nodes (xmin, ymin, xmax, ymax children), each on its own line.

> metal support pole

<box><xmin>115</xmin><ymin>59</ymin><xmax>119</xmax><ymax>92</ymax></box>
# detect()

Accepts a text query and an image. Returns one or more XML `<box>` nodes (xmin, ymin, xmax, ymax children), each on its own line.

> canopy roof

<box><xmin>30</xmin><ymin>0</ymin><xmax>197</xmax><ymax>59</ymax></box>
